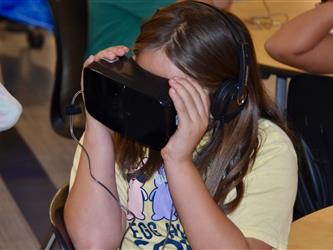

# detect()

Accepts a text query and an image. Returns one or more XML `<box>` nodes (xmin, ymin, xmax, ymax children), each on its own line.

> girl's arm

<box><xmin>265</xmin><ymin>1</ymin><xmax>333</xmax><ymax>74</ymax></box>
<box><xmin>162</xmin><ymin>77</ymin><xmax>271</xmax><ymax>249</ymax></box>
<box><xmin>64</xmin><ymin>46</ymin><xmax>129</xmax><ymax>249</ymax></box>
<box><xmin>164</xmin><ymin>161</ymin><xmax>271</xmax><ymax>249</ymax></box>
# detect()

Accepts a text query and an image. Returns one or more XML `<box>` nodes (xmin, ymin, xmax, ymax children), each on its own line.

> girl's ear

<box><xmin>132</xmin><ymin>55</ymin><xmax>136</xmax><ymax>61</ymax></box>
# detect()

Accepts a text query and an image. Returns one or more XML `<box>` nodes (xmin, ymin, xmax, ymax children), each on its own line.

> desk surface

<box><xmin>288</xmin><ymin>205</ymin><xmax>333</xmax><ymax>249</ymax></box>
<box><xmin>230</xmin><ymin>0</ymin><xmax>319</xmax><ymax>75</ymax></box>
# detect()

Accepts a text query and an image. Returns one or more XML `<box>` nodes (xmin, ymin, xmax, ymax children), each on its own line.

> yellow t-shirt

<box><xmin>69</xmin><ymin>119</ymin><xmax>298</xmax><ymax>249</ymax></box>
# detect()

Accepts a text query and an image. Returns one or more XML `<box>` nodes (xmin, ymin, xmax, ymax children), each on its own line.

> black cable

<box><xmin>69</xmin><ymin>90</ymin><xmax>175</xmax><ymax>249</ymax></box>
<box><xmin>69</xmin><ymin>90</ymin><xmax>136</xmax><ymax>247</ymax></box>
<box><xmin>161</xmin><ymin>203</ymin><xmax>175</xmax><ymax>250</ymax></box>
<box><xmin>69</xmin><ymin>90</ymin><xmax>136</xmax><ymax>213</ymax></box>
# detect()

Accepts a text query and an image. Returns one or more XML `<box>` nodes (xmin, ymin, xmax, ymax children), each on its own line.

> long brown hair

<box><xmin>114</xmin><ymin>1</ymin><xmax>293</xmax><ymax>213</ymax></box>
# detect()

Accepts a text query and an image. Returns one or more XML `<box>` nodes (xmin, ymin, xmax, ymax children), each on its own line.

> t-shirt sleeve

<box><xmin>227</xmin><ymin>121</ymin><xmax>298</xmax><ymax>250</ymax></box>
<box><xmin>69</xmin><ymin>136</ymin><xmax>81</xmax><ymax>190</ymax></box>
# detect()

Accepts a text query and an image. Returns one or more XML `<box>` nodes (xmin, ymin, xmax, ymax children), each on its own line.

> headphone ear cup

<box><xmin>211</xmin><ymin>79</ymin><xmax>243</xmax><ymax>121</ymax></box>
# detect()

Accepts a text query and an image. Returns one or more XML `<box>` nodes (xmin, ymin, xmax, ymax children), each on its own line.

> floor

<box><xmin>0</xmin><ymin>24</ymin><xmax>76</xmax><ymax>249</ymax></box>
<box><xmin>0</xmin><ymin>22</ymin><xmax>278</xmax><ymax>249</ymax></box>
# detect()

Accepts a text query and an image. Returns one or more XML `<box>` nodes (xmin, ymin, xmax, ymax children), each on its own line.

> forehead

<box><xmin>135</xmin><ymin>49</ymin><xmax>187</xmax><ymax>79</ymax></box>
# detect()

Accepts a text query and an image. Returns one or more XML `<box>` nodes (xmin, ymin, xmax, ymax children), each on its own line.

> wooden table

<box><xmin>230</xmin><ymin>0</ymin><xmax>319</xmax><ymax>112</ymax></box>
<box><xmin>288</xmin><ymin>205</ymin><xmax>333</xmax><ymax>249</ymax></box>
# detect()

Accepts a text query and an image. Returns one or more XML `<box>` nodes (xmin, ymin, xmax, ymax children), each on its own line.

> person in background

<box><xmin>64</xmin><ymin>1</ymin><xmax>298</xmax><ymax>249</ymax></box>
<box><xmin>265</xmin><ymin>1</ymin><xmax>333</xmax><ymax>215</ymax></box>
<box><xmin>265</xmin><ymin>0</ymin><xmax>333</xmax><ymax>74</ymax></box>
<box><xmin>0</xmin><ymin>65</ymin><xmax>22</xmax><ymax>131</ymax></box>
<box><xmin>86</xmin><ymin>0</ymin><xmax>234</xmax><ymax>56</ymax></box>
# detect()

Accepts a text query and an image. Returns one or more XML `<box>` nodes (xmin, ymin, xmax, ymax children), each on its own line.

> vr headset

<box><xmin>83</xmin><ymin>56</ymin><xmax>177</xmax><ymax>150</ymax></box>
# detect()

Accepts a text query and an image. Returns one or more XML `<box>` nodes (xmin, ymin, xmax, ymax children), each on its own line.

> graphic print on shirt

<box><xmin>129</xmin><ymin>221</ymin><xmax>191</xmax><ymax>250</ymax></box>
<box><xmin>125</xmin><ymin>165</ymin><xmax>191</xmax><ymax>249</ymax></box>
<box><xmin>149</xmin><ymin>166</ymin><xmax>177</xmax><ymax>221</ymax></box>
<box><xmin>127</xmin><ymin>174</ymin><xmax>148</xmax><ymax>220</ymax></box>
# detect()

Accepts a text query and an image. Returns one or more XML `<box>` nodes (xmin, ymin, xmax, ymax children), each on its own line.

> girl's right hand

<box><xmin>81</xmin><ymin>46</ymin><xmax>129</xmax><ymax>130</ymax></box>
<box><xmin>161</xmin><ymin>76</ymin><xmax>210</xmax><ymax>167</ymax></box>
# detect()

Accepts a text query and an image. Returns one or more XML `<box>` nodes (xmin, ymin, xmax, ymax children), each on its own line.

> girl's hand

<box><xmin>161</xmin><ymin>76</ymin><xmax>210</xmax><ymax>166</ymax></box>
<box><xmin>81</xmin><ymin>46</ymin><xmax>129</xmax><ymax>130</ymax></box>
<box><xmin>81</xmin><ymin>45</ymin><xmax>129</xmax><ymax>91</ymax></box>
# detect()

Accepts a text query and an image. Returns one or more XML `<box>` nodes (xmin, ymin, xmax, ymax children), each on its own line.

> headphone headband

<box><xmin>193</xmin><ymin>1</ymin><xmax>250</xmax><ymax>121</ymax></box>
<box><xmin>194</xmin><ymin>1</ymin><xmax>250</xmax><ymax>87</ymax></box>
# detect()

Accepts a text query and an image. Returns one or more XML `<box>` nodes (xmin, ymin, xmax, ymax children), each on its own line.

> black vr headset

<box><xmin>83</xmin><ymin>2</ymin><xmax>249</xmax><ymax>150</ymax></box>
<box><xmin>83</xmin><ymin>56</ymin><xmax>177</xmax><ymax>150</ymax></box>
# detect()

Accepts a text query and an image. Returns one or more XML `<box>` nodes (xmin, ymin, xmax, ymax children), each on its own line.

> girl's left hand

<box><xmin>161</xmin><ymin>76</ymin><xmax>210</xmax><ymax>166</ymax></box>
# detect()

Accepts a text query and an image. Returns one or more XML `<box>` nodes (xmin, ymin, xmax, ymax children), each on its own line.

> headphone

<box><xmin>194</xmin><ymin>1</ymin><xmax>250</xmax><ymax>123</ymax></box>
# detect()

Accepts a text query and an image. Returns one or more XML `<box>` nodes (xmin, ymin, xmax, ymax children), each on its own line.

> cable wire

<box><xmin>69</xmin><ymin>90</ymin><xmax>176</xmax><ymax>249</ymax></box>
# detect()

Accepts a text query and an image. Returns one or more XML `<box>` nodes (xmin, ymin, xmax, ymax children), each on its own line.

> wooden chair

<box><xmin>45</xmin><ymin>184</ymin><xmax>73</xmax><ymax>250</ymax></box>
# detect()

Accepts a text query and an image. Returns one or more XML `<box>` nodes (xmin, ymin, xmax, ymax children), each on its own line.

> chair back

<box><xmin>287</xmin><ymin>74</ymin><xmax>333</xmax><ymax>219</ymax></box>
<box><xmin>48</xmin><ymin>0</ymin><xmax>88</xmax><ymax>137</ymax></box>
<box><xmin>49</xmin><ymin>184</ymin><xmax>74</xmax><ymax>250</ymax></box>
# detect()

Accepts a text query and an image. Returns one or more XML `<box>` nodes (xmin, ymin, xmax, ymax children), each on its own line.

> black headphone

<box><xmin>194</xmin><ymin>1</ymin><xmax>250</xmax><ymax>123</ymax></box>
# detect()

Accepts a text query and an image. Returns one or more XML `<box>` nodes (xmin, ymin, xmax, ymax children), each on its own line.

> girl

<box><xmin>64</xmin><ymin>1</ymin><xmax>298</xmax><ymax>249</ymax></box>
